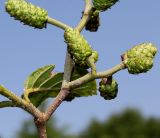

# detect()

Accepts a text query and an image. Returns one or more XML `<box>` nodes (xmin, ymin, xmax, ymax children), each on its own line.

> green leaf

<box><xmin>24</xmin><ymin>65</ymin><xmax>55</xmax><ymax>89</ymax></box>
<box><xmin>0</xmin><ymin>101</ymin><xmax>15</xmax><ymax>108</ymax></box>
<box><xmin>70</xmin><ymin>67</ymin><xmax>97</xmax><ymax>97</ymax></box>
<box><xmin>23</xmin><ymin>65</ymin><xmax>97</xmax><ymax>107</ymax></box>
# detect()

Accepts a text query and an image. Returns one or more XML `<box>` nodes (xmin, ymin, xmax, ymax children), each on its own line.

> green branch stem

<box><xmin>87</xmin><ymin>56</ymin><xmax>97</xmax><ymax>75</ymax></box>
<box><xmin>76</xmin><ymin>0</ymin><xmax>93</xmax><ymax>31</ymax></box>
<box><xmin>47</xmin><ymin>16</ymin><xmax>70</xmax><ymax>30</ymax></box>
<box><xmin>44</xmin><ymin>49</ymin><xmax>74</xmax><ymax>121</ymax></box>
<box><xmin>69</xmin><ymin>62</ymin><xmax>126</xmax><ymax>90</ymax></box>
<box><xmin>0</xmin><ymin>0</ymin><xmax>125</xmax><ymax>124</ymax></box>
<box><xmin>44</xmin><ymin>62</ymin><xmax>125</xmax><ymax>121</ymax></box>
<box><xmin>44</xmin><ymin>0</ymin><xmax>93</xmax><ymax>121</ymax></box>
<box><xmin>0</xmin><ymin>85</ymin><xmax>26</xmax><ymax>106</ymax></box>
<box><xmin>96</xmin><ymin>62</ymin><xmax>126</xmax><ymax>78</ymax></box>
<box><xmin>0</xmin><ymin>85</ymin><xmax>42</xmax><ymax>118</ymax></box>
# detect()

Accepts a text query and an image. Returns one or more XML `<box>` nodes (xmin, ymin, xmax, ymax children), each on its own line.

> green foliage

<box><xmin>93</xmin><ymin>0</ymin><xmax>119</xmax><ymax>12</ymax></box>
<box><xmin>14</xmin><ymin>117</ymin><xmax>74</xmax><ymax>138</ymax></box>
<box><xmin>79</xmin><ymin>109</ymin><xmax>160</xmax><ymax>138</ymax></box>
<box><xmin>15</xmin><ymin>109</ymin><xmax>160</xmax><ymax>138</ymax></box>
<box><xmin>5</xmin><ymin>0</ymin><xmax>48</xmax><ymax>29</ymax></box>
<box><xmin>24</xmin><ymin>65</ymin><xmax>55</xmax><ymax>90</ymax></box>
<box><xmin>123</xmin><ymin>43</ymin><xmax>157</xmax><ymax>74</ymax></box>
<box><xmin>144</xmin><ymin>118</ymin><xmax>160</xmax><ymax>138</ymax></box>
<box><xmin>2</xmin><ymin>0</ymin><xmax>158</xmax><ymax>109</ymax></box>
<box><xmin>23</xmin><ymin>65</ymin><xmax>97</xmax><ymax>106</ymax></box>
<box><xmin>0</xmin><ymin>0</ymin><xmax>159</xmax><ymax>138</ymax></box>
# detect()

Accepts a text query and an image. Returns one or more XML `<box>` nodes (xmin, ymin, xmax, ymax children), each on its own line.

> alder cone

<box><xmin>5</xmin><ymin>0</ymin><xmax>48</xmax><ymax>29</ymax></box>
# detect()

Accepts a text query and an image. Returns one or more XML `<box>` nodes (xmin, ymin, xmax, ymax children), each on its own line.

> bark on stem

<box><xmin>76</xmin><ymin>0</ymin><xmax>92</xmax><ymax>31</ymax></box>
<box><xmin>69</xmin><ymin>62</ymin><xmax>126</xmax><ymax>90</ymax></box>
<box><xmin>0</xmin><ymin>85</ymin><xmax>42</xmax><ymax>118</ymax></box>
<box><xmin>44</xmin><ymin>52</ymin><xmax>73</xmax><ymax>121</ymax></box>
<box><xmin>44</xmin><ymin>88</ymin><xmax>70</xmax><ymax>121</ymax></box>
<box><xmin>44</xmin><ymin>0</ymin><xmax>92</xmax><ymax>121</ymax></box>
<box><xmin>35</xmin><ymin>118</ymin><xmax>47</xmax><ymax>138</ymax></box>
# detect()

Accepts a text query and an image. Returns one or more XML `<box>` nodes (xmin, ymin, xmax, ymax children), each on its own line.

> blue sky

<box><xmin>0</xmin><ymin>0</ymin><xmax>160</xmax><ymax>137</ymax></box>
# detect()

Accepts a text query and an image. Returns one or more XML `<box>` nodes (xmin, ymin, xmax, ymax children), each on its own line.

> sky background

<box><xmin>0</xmin><ymin>0</ymin><xmax>160</xmax><ymax>137</ymax></box>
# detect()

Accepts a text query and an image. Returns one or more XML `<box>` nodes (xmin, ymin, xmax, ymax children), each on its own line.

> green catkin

<box><xmin>5</xmin><ymin>0</ymin><xmax>48</xmax><ymax>29</ymax></box>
